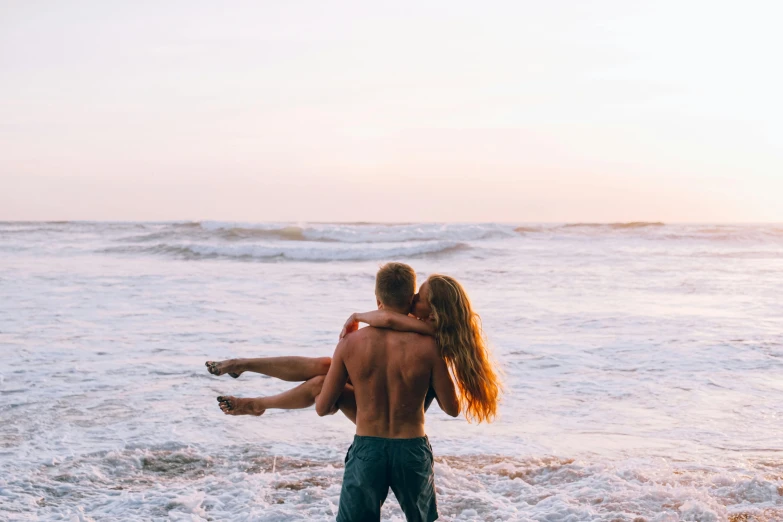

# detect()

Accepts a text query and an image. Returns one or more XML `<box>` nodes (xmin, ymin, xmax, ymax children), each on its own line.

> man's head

<box><xmin>375</xmin><ymin>262</ymin><xmax>416</xmax><ymax>313</ymax></box>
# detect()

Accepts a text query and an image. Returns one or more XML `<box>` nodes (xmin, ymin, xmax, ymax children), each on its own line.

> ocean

<box><xmin>1</xmin><ymin>221</ymin><xmax>782</xmax><ymax>521</ymax></box>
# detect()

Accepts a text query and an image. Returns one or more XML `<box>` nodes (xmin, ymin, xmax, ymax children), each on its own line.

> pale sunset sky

<box><xmin>1</xmin><ymin>1</ymin><xmax>781</xmax><ymax>222</ymax></box>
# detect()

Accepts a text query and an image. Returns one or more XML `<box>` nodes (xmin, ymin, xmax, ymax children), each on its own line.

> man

<box><xmin>315</xmin><ymin>262</ymin><xmax>460</xmax><ymax>522</ymax></box>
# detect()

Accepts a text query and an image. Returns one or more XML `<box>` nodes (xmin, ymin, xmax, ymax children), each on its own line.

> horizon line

<box><xmin>2</xmin><ymin>219</ymin><xmax>782</xmax><ymax>226</ymax></box>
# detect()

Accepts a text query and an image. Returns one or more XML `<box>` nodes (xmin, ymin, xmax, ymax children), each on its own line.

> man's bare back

<box><xmin>316</xmin><ymin>326</ymin><xmax>459</xmax><ymax>437</ymax></box>
<box><xmin>315</xmin><ymin>262</ymin><xmax>457</xmax><ymax>521</ymax></box>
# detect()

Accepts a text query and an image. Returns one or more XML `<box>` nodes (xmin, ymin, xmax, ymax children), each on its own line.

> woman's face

<box><xmin>411</xmin><ymin>281</ymin><xmax>432</xmax><ymax>320</ymax></box>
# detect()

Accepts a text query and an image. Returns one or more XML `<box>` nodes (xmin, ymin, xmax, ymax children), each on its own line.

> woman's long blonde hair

<box><xmin>427</xmin><ymin>275</ymin><xmax>501</xmax><ymax>423</ymax></box>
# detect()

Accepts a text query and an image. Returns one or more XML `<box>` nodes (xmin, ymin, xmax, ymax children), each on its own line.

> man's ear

<box><xmin>376</xmin><ymin>298</ymin><xmax>383</xmax><ymax>310</ymax></box>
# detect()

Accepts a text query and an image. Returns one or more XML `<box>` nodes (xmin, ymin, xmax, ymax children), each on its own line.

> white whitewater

<box><xmin>1</xmin><ymin>222</ymin><xmax>782</xmax><ymax>521</ymax></box>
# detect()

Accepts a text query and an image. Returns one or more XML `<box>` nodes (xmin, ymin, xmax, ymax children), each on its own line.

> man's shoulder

<box><xmin>339</xmin><ymin>327</ymin><xmax>377</xmax><ymax>351</ymax></box>
<box><xmin>380</xmin><ymin>327</ymin><xmax>439</xmax><ymax>355</ymax></box>
<box><xmin>364</xmin><ymin>326</ymin><xmax>435</xmax><ymax>342</ymax></box>
<box><xmin>415</xmin><ymin>334</ymin><xmax>439</xmax><ymax>356</ymax></box>
<box><xmin>346</xmin><ymin>327</ymin><xmax>436</xmax><ymax>348</ymax></box>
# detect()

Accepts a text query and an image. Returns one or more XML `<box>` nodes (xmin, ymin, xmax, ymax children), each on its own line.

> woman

<box><xmin>208</xmin><ymin>274</ymin><xmax>501</xmax><ymax>424</ymax></box>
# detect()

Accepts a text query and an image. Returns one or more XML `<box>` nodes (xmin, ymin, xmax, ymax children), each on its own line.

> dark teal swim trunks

<box><xmin>336</xmin><ymin>435</ymin><xmax>438</xmax><ymax>522</ymax></box>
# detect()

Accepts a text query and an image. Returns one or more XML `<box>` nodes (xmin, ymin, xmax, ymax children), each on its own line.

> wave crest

<box><xmin>563</xmin><ymin>222</ymin><xmax>666</xmax><ymax>229</ymax></box>
<box><xmin>216</xmin><ymin>226</ymin><xmax>308</xmax><ymax>242</ymax></box>
<box><xmin>101</xmin><ymin>240</ymin><xmax>469</xmax><ymax>262</ymax></box>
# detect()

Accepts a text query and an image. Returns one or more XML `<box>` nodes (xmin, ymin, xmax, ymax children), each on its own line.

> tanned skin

<box><xmin>316</xmin><ymin>322</ymin><xmax>459</xmax><ymax>438</ymax></box>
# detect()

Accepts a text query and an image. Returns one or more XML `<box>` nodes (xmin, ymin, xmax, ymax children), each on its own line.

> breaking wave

<box><xmin>109</xmin><ymin>222</ymin><xmax>517</xmax><ymax>244</ymax></box>
<box><xmin>126</xmin><ymin>225</ymin><xmax>310</xmax><ymax>243</ymax></box>
<box><xmin>562</xmin><ymin>221</ymin><xmax>666</xmax><ymax>229</ymax></box>
<box><xmin>196</xmin><ymin>222</ymin><xmax>515</xmax><ymax>243</ymax></box>
<box><xmin>5</xmin><ymin>223</ymin><xmax>782</xmax><ymax>263</ymax></box>
<box><xmin>101</xmin><ymin>240</ymin><xmax>469</xmax><ymax>262</ymax></box>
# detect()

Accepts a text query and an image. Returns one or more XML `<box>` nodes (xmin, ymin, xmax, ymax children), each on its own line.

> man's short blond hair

<box><xmin>375</xmin><ymin>262</ymin><xmax>416</xmax><ymax>311</ymax></box>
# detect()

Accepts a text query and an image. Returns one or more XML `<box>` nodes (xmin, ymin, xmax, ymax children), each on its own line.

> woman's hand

<box><xmin>340</xmin><ymin>313</ymin><xmax>360</xmax><ymax>339</ymax></box>
<box><xmin>339</xmin><ymin>311</ymin><xmax>389</xmax><ymax>339</ymax></box>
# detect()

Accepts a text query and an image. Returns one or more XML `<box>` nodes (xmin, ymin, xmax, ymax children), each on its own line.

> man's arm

<box><xmin>315</xmin><ymin>340</ymin><xmax>351</xmax><ymax>417</ymax></box>
<box><xmin>431</xmin><ymin>355</ymin><xmax>460</xmax><ymax>417</ymax></box>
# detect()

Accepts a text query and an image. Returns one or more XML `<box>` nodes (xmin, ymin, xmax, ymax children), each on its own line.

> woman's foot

<box><xmin>216</xmin><ymin>396</ymin><xmax>265</xmax><ymax>416</ymax></box>
<box><xmin>205</xmin><ymin>360</ymin><xmax>242</xmax><ymax>378</ymax></box>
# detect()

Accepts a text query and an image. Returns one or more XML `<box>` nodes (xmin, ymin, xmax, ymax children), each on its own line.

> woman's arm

<box><xmin>340</xmin><ymin>310</ymin><xmax>436</xmax><ymax>339</ymax></box>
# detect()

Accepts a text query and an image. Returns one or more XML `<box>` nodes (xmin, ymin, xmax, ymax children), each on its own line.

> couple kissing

<box><xmin>206</xmin><ymin>262</ymin><xmax>501</xmax><ymax>521</ymax></box>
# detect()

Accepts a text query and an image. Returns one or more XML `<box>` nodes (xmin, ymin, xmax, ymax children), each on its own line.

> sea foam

<box><xmin>1</xmin><ymin>221</ymin><xmax>782</xmax><ymax>520</ymax></box>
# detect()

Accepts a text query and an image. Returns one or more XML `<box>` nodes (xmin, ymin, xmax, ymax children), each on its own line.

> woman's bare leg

<box><xmin>217</xmin><ymin>376</ymin><xmax>357</xmax><ymax>424</ymax></box>
<box><xmin>206</xmin><ymin>356</ymin><xmax>331</xmax><ymax>381</ymax></box>
<box><xmin>218</xmin><ymin>375</ymin><xmax>326</xmax><ymax>415</ymax></box>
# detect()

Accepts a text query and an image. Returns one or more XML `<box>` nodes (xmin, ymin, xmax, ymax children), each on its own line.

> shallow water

<box><xmin>1</xmin><ymin>221</ymin><xmax>782</xmax><ymax>521</ymax></box>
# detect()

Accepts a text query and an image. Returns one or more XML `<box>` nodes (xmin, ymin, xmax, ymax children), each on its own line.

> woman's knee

<box><xmin>307</xmin><ymin>374</ymin><xmax>326</xmax><ymax>398</ymax></box>
<box><xmin>317</xmin><ymin>357</ymin><xmax>332</xmax><ymax>375</ymax></box>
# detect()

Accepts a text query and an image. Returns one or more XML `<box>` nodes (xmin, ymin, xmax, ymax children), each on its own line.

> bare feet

<box><xmin>216</xmin><ymin>396</ymin><xmax>265</xmax><ymax>416</ymax></box>
<box><xmin>205</xmin><ymin>360</ymin><xmax>242</xmax><ymax>379</ymax></box>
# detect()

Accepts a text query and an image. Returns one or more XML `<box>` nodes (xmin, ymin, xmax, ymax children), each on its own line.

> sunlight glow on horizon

<box><xmin>1</xmin><ymin>1</ymin><xmax>781</xmax><ymax>222</ymax></box>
